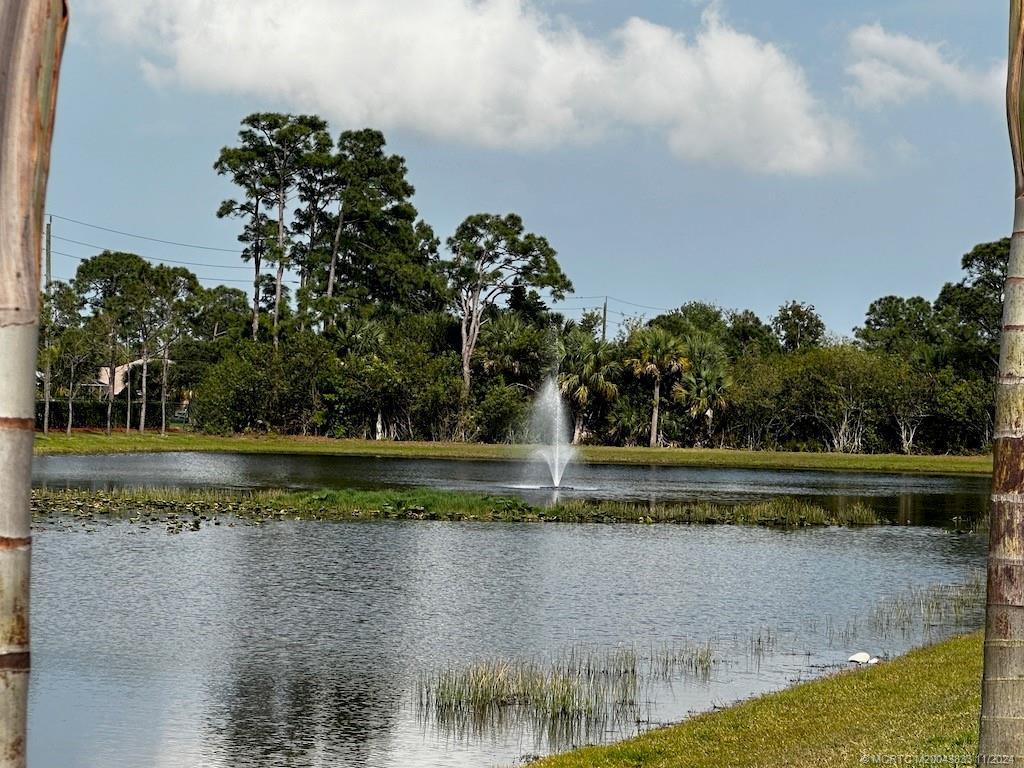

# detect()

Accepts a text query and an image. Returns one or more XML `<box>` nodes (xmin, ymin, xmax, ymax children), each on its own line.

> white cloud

<box><xmin>847</xmin><ymin>23</ymin><xmax>1005</xmax><ymax>109</ymax></box>
<box><xmin>80</xmin><ymin>0</ymin><xmax>857</xmax><ymax>175</ymax></box>
<box><xmin>602</xmin><ymin>14</ymin><xmax>855</xmax><ymax>175</ymax></box>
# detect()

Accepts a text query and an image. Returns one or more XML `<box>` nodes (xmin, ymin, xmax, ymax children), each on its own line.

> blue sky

<box><xmin>47</xmin><ymin>0</ymin><xmax>1011</xmax><ymax>336</ymax></box>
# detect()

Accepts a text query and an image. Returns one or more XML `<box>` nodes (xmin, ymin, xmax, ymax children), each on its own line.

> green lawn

<box><xmin>531</xmin><ymin>632</ymin><xmax>983</xmax><ymax>768</ymax></box>
<box><xmin>32</xmin><ymin>431</ymin><xmax>993</xmax><ymax>476</ymax></box>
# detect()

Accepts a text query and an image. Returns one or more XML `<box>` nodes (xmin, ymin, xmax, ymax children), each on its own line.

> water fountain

<box><xmin>529</xmin><ymin>376</ymin><xmax>577</xmax><ymax>489</ymax></box>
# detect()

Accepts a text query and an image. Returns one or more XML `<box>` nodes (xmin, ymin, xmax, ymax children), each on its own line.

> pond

<box><xmin>31</xmin><ymin>512</ymin><xmax>985</xmax><ymax>766</ymax></box>
<box><xmin>28</xmin><ymin>452</ymin><xmax>991</xmax><ymax>766</ymax></box>
<box><xmin>33</xmin><ymin>451</ymin><xmax>990</xmax><ymax>525</ymax></box>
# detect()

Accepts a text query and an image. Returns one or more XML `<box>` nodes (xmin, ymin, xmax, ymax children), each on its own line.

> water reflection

<box><xmin>817</xmin><ymin>491</ymin><xmax>988</xmax><ymax>527</ymax></box>
<box><xmin>208</xmin><ymin>659</ymin><xmax>396</xmax><ymax>767</ymax></box>
<box><xmin>29</xmin><ymin>518</ymin><xmax>987</xmax><ymax>767</ymax></box>
<box><xmin>33</xmin><ymin>451</ymin><xmax>990</xmax><ymax>526</ymax></box>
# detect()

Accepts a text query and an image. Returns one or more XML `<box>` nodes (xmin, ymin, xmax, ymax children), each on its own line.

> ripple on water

<box><xmin>28</xmin><ymin>516</ymin><xmax>986</xmax><ymax>767</ymax></box>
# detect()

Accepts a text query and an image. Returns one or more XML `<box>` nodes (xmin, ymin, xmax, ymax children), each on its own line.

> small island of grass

<box><xmin>31</xmin><ymin>486</ymin><xmax>881</xmax><ymax>528</ymax></box>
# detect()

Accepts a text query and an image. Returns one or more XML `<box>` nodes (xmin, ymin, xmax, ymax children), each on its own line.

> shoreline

<box><xmin>32</xmin><ymin>432</ymin><xmax>993</xmax><ymax>477</ymax></box>
<box><xmin>529</xmin><ymin>631</ymin><xmax>983</xmax><ymax>767</ymax></box>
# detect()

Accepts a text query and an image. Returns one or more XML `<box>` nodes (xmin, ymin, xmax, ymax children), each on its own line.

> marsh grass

<box><xmin>951</xmin><ymin>513</ymin><xmax>989</xmax><ymax>535</ymax></box>
<box><xmin>869</xmin><ymin>572</ymin><xmax>985</xmax><ymax>639</ymax></box>
<box><xmin>416</xmin><ymin>568</ymin><xmax>986</xmax><ymax>754</ymax></box>
<box><xmin>551</xmin><ymin>497</ymin><xmax>879</xmax><ymax>527</ymax></box>
<box><xmin>416</xmin><ymin>641</ymin><xmax>721</xmax><ymax>747</ymax></box>
<box><xmin>748</xmin><ymin>626</ymin><xmax>777</xmax><ymax>661</ymax></box>
<box><xmin>31</xmin><ymin>487</ymin><xmax>882</xmax><ymax>529</ymax></box>
<box><xmin>824</xmin><ymin>616</ymin><xmax>862</xmax><ymax>648</ymax></box>
<box><xmin>418</xmin><ymin>653</ymin><xmax>638</xmax><ymax>747</ymax></box>
<box><xmin>649</xmin><ymin>641</ymin><xmax>716</xmax><ymax>683</ymax></box>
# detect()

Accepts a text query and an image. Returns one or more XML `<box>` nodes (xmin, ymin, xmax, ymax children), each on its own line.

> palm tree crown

<box><xmin>625</xmin><ymin>326</ymin><xmax>688</xmax><ymax>447</ymax></box>
<box><xmin>559</xmin><ymin>329</ymin><xmax>621</xmax><ymax>443</ymax></box>
<box><xmin>626</xmin><ymin>326</ymin><xmax>688</xmax><ymax>382</ymax></box>
<box><xmin>673</xmin><ymin>332</ymin><xmax>731</xmax><ymax>445</ymax></box>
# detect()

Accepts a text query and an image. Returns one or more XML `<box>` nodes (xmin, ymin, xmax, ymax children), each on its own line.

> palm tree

<box><xmin>477</xmin><ymin>313</ymin><xmax>542</xmax><ymax>383</ymax></box>
<box><xmin>979</xmin><ymin>3</ymin><xmax>1024</xmax><ymax>760</ymax></box>
<box><xmin>0</xmin><ymin>2</ymin><xmax>67</xmax><ymax>764</ymax></box>
<box><xmin>626</xmin><ymin>326</ymin><xmax>688</xmax><ymax>448</ymax></box>
<box><xmin>672</xmin><ymin>333</ymin><xmax>731</xmax><ymax>446</ymax></box>
<box><xmin>558</xmin><ymin>330</ymin><xmax>620</xmax><ymax>444</ymax></box>
<box><xmin>332</xmin><ymin>314</ymin><xmax>386</xmax><ymax>358</ymax></box>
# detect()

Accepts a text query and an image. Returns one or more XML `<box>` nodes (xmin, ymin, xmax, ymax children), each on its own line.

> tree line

<box><xmin>38</xmin><ymin>112</ymin><xmax>1001</xmax><ymax>454</ymax></box>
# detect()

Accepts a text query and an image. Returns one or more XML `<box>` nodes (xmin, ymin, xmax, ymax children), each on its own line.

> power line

<box><xmin>52</xmin><ymin>236</ymin><xmax>251</xmax><ymax>270</ymax></box>
<box><xmin>605</xmin><ymin>295</ymin><xmax>674</xmax><ymax>312</ymax></box>
<box><xmin>50</xmin><ymin>250</ymin><xmax>299</xmax><ymax>286</ymax></box>
<box><xmin>48</xmin><ymin>213</ymin><xmax>243</xmax><ymax>254</ymax></box>
<box><xmin>49</xmin><ymin>215</ymin><xmax>683</xmax><ymax>316</ymax></box>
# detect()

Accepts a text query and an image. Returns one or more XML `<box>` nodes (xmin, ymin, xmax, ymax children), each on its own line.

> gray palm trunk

<box><xmin>573</xmin><ymin>412</ymin><xmax>584</xmax><ymax>446</ymax></box>
<box><xmin>0</xmin><ymin>2</ymin><xmax>66</xmax><ymax>765</ymax></box>
<box><xmin>42</xmin><ymin>347</ymin><xmax>51</xmax><ymax>434</ymax></box>
<box><xmin>161</xmin><ymin>343</ymin><xmax>170</xmax><ymax>436</ymax></box>
<box><xmin>66</xmin><ymin>365</ymin><xmax>75</xmax><ymax>435</ymax></box>
<box><xmin>649</xmin><ymin>378</ymin><xmax>660</xmax><ymax>449</ymax></box>
<box><xmin>979</xmin><ymin>2</ymin><xmax>1024</xmax><ymax>759</ymax></box>
<box><xmin>106</xmin><ymin>352</ymin><xmax>116</xmax><ymax>435</ymax></box>
<box><xmin>138</xmin><ymin>351</ymin><xmax>148</xmax><ymax>433</ymax></box>
<box><xmin>125</xmin><ymin>367</ymin><xmax>131</xmax><ymax>434</ymax></box>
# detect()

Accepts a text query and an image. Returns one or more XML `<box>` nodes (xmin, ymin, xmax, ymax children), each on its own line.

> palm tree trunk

<box><xmin>573</xmin><ymin>412</ymin><xmax>584</xmax><ymax>445</ymax></box>
<box><xmin>139</xmin><ymin>352</ymin><xmax>147</xmax><ymax>433</ymax></box>
<box><xmin>980</xmin><ymin>203</ymin><xmax>1024</xmax><ymax>762</ymax></box>
<box><xmin>66</xmin><ymin>369</ymin><xmax>73</xmax><ymax>435</ymax></box>
<box><xmin>649</xmin><ymin>378</ymin><xmax>660</xmax><ymax>448</ymax></box>
<box><xmin>979</xmin><ymin>6</ymin><xmax>1024</xmax><ymax>759</ymax></box>
<box><xmin>161</xmin><ymin>343</ymin><xmax>169</xmax><ymax>436</ymax></box>
<box><xmin>106</xmin><ymin>356</ymin><xmax>115</xmax><ymax>435</ymax></box>
<box><xmin>0</xmin><ymin>3</ymin><xmax>66</xmax><ymax>766</ymax></box>
<box><xmin>125</xmin><ymin>365</ymin><xmax>131</xmax><ymax>434</ymax></box>
<box><xmin>42</xmin><ymin>347</ymin><xmax>50</xmax><ymax>435</ymax></box>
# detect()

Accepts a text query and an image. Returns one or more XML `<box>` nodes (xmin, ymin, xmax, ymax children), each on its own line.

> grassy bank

<box><xmin>530</xmin><ymin>631</ymin><xmax>983</xmax><ymax>768</ymax></box>
<box><xmin>32</xmin><ymin>431</ymin><xmax>993</xmax><ymax>476</ymax></box>
<box><xmin>31</xmin><ymin>487</ymin><xmax>880</xmax><ymax>528</ymax></box>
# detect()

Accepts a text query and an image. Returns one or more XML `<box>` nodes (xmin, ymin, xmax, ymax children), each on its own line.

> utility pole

<box><xmin>601</xmin><ymin>296</ymin><xmax>608</xmax><ymax>343</ymax></box>
<box><xmin>42</xmin><ymin>216</ymin><xmax>52</xmax><ymax>435</ymax></box>
<box><xmin>0</xmin><ymin>3</ymin><xmax>67</xmax><ymax>767</ymax></box>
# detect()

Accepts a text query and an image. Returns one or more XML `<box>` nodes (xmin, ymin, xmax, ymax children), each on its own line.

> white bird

<box><xmin>848</xmin><ymin>652</ymin><xmax>871</xmax><ymax>664</ymax></box>
<box><xmin>868</xmin><ymin>657</ymin><xmax>880</xmax><ymax>665</ymax></box>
